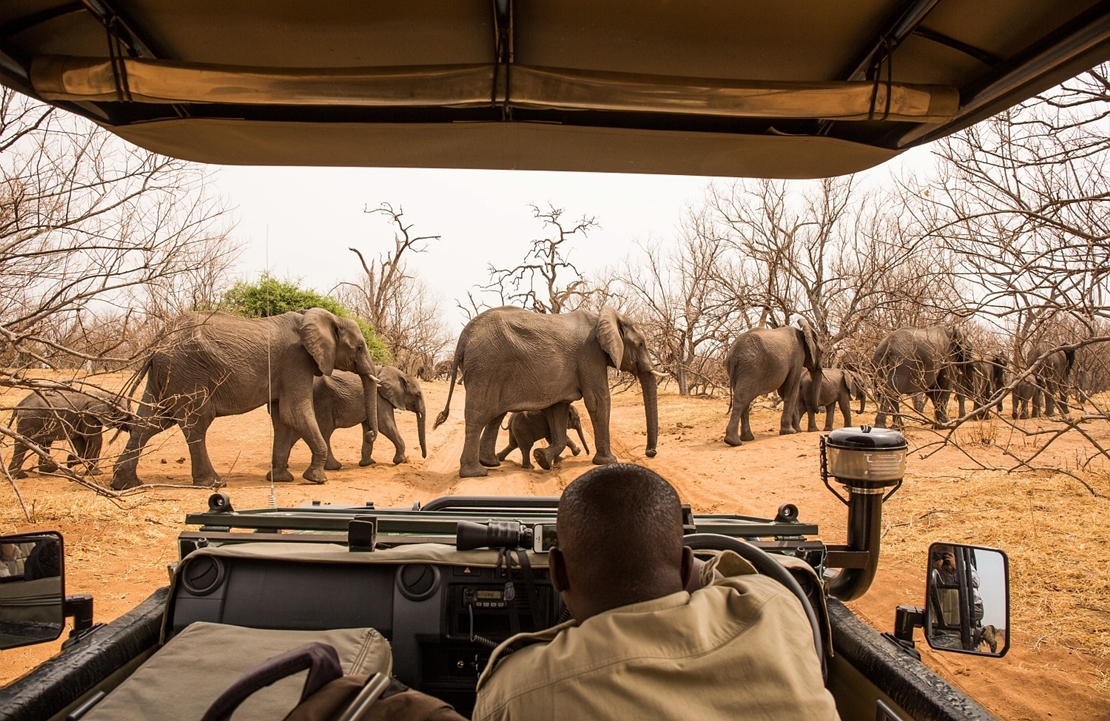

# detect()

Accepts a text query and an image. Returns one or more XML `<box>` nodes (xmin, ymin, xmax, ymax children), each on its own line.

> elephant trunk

<box><xmin>809</xmin><ymin>368</ymin><xmax>823</xmax><ymax>419</ymax></box>
<box><xmin>361</xmin><ymin>374</ymin><xmax>379</xmax><ymax>444</ymax></box>
<box><xmin>639</xmin><ymin>371</ymin><xmax>659</xmax><ymax>458</ymax></box>
<box><xmin>416</xmin><ymin>395</ymin><xmax>427</xmax><ymax>458</ymax></box>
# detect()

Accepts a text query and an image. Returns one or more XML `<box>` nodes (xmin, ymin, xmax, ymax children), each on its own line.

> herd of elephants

<box><xmin>6</xmin><ymin>306</ymin><xmax>1078</xmax><ymax>487</ymax></box>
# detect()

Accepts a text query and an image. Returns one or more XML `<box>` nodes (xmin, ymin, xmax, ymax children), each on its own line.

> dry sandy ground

<box><xmin>1</xmin><ymin>377</ymin><xmax>1107</xmax><ymax>720</ymax></box>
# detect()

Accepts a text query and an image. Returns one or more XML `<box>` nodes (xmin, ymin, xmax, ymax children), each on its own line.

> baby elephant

<box><xmin>497</xmin><ymin>404</ymin><xmax>590</xmax><ymax>470</ymax></box>
<box><xmin>1011</xmin><ymin>379</ymin><xmax>1043</xmax><ymax>420</ymax></box>
<box><xmin>7</xmin><ymin>388</ymin><xmax>129</xmax><ymax>478</ymax></box>
<box><xmin>794</xmin><ymin>370</ymin><xmax>855</xmax><ymax>432</ymax></box>
<box><xmin>283</xmin><ymin>367</ymin><xmax>427</xmax><ymax>468</ymax></box>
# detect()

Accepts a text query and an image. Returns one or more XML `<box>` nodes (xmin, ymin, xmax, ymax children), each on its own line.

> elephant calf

<box><xmin>7</xmin><ymin>389</ymin><xmax>128</xmax><ymax>479</ymax></box>
<box><xmin>794</xmin><ymin>370</ymin><xmax>854</xmax><ymax>432</ymax></box>
<box><xmin>497</xmin><ymin>404</ymin><xmax>591</xmax><ymax>470</ymax></box>
<box><xmin>279</xmin><ymin>367</ymin><xmax>427</xmax><ymax>469</ymax></box>
<box><xmin>1011</xmin><ymin>379</ymin><xmax>1043</xmax><ymax>419</ymax></box>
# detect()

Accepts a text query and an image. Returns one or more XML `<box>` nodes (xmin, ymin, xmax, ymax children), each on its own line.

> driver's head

<box><xmin>550</xmin><ymin>464</ymin><xmax>693</xmax><ymax>622</ymax></box>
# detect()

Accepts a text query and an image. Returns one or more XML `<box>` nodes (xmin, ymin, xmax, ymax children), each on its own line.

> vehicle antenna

<box><xmin>266</xmin><ymin>226</ymin><xmax>276</xmax><ymax>509</ymax></box>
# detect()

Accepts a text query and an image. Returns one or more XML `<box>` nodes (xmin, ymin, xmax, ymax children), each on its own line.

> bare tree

<box><xmin>483</xmin><ymin>203</ymin><xmax>600</xmax><ymax>314</ymax></box>
<box><xmin>342</xmin><ymin>203</ymin><xmax>452</xmax><ymax>374</ymax></box>
<box><xmin>617</xmin><ymin>206</ymin><xmax>741</xmax><ymax>395</ymax></box>
<box><xmin>0</xmin><ymin>90</ymin><xmax>238</xmax><ymax>502</ymax></box>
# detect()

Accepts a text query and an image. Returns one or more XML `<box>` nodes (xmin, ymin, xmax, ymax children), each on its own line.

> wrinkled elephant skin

<box><xmin>110</xmin><ymin>309</ymin><xmax>378</xmax><ymax>490</ymax></box>
<box><xmin>435</xmin><ymin>307</ymin><xmax>658</xmax><ymax>478</ymax></box>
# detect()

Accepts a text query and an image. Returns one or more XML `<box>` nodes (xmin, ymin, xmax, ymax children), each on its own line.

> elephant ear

<box><xmin>299</xmin><ymin>308</ymin><xmax>338</xmax><ymax>376</ymax></box>
<box><xmin>596</xmin><ymin>307</ymin><xmax>625</xmax><ymax>370</ymax></box>
<box><xmin>796</xmin><ymin>318</ymin><xmax>823</xmax><ymax>371</ymax></box>
<box><xmin>378</xmin><ymin>369</ymin><xmax>407</xmax><ymax>409</ymax></box>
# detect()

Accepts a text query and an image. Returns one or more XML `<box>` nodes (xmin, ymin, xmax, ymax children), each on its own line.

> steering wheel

<box><xmin>684</xmin><ymin>533</ymin><xmax>826</xmax><ymax>681</ymax></box>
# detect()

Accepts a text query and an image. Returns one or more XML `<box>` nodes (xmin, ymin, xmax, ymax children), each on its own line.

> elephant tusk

<box><xmin>651</xmin><ymin>370</ymin><xmax>668</xmax><ymax>379</ymax></box>
<box><xmin>367</xmin><ymin>374</ymin><xmax>381</xmax><ymax>384</ymax></box>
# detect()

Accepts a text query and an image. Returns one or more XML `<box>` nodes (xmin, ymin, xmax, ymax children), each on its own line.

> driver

<box><xmin>472</xmin><ymin>463</ymin><xmax>839</xmax><ymax>720</ymax></box>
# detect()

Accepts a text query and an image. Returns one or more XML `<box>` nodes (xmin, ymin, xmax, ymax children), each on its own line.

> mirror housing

<box><xmin>924</xmin><ymin>543</ymin><xmax>1010</xmax><ymax>657</ymax></box>
<box><xmin>0</xmin><ymin>532</ymin><xmax>65</xmax><ymax>650</ymax></box>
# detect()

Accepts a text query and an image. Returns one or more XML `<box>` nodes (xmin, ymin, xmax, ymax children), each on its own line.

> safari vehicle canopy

<box><xmin>1</xmin><ymin>1</ymin><xmax>1108</xmax><ymax>177</ymax></box>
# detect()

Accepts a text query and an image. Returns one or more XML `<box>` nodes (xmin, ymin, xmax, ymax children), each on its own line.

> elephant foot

<box><xmin>266</xmin><ymin>468</ymin><xmax>295</xmax><ymax>483</ymax></box>
<box><xmin>645</xmin><ymin>448</ymin><xmax>657</xmax><ymax>458</ymax></box>
<box><xmin>459</xmin><ymin>463</ymin><xmax>489</xmax><ymax>478</ymax></box>
<box><xmin>807</xmin><ymin>424</ymin><xmax>819</xmax><ymax>433</ymax></box>
<box><xmin>359</xmin><ymin>457</ymin><xmax>376</xmax><ymax>467</ymax></box>
<box><xmin>12</xmin><ymin>469</ymin><xmax>28</xmax><ymax>480</ymax></box>
<box><xmin>110</xmin><ymin>474</ymin><xmax>141</xmax><ymax>490</ymax></box>
<box><xmin>325</xmin><ymin>459</ymin><xmax>342</xmax><ymax>471</ymax></box>
<box><xmin>591</xmin><ymin>453</ymin><xmax>618</xmax><ymax>466</ymax></box>
<box><xmin>779</xmin><ymin>428</ymin><xmax>797</xmax><ymax>436</ymax></box>
<box><xmin>392</xmin><ymin>454</ymin><xmax>408</xmax><ymax>466</ymax></box>
<box><xmin>479</xmin><ymin>455</ymin><xmax>501</xmax><ymax>468</ymax></box>
<box><xmin>740</xmin><ymin>431</ymin><xmax>756</xmax><ymax>442</ymax></box>
<box><xmin>724</xmin><ymin>435</ymin><xmax>743</xmax><ymax>447</ymax></box>
<box><xmin>193</xmin><ymin>475</ymin><xmax>224</xmax><ymax>489</ymax></box>
<box><xmin>301</xmin><ymin>467</ymin><xmax>327</xmax><ymax>484</ymax></box>
<box><xmin>533</xmin><ymin>449</ymin><xmax>552</xmax><ymax>471</ymax></box>
<box><xmin>520</xmin><ymin>461</ymin><xmax>534</xmax><ymax>470</ymax></box>
<box><xmin>570</xmin><ymin>446</ymin><xmax>581</xmax><ymax>457</ymax></box>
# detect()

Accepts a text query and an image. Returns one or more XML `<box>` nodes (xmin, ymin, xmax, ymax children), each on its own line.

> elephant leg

<box><xmin>8</xmin><ymin>440</ymin><xmax>30</xmax><ymax>479</ymax></box>
<box><xmin>479</xmin><ymin>414</ymin><xmax>505</xmax><ymax>467</ymax></box>
<box><xmin>267</xmin><ymin>414</ymin><xmax>298</xmax><ymax>482</ymax></box>
<box><xmin>583</xmin><ymin>389</ymin><xmax>618</xmax><ymax>464</ymax></box>
<box><xmin>378</xmin><ymin>405</ymin><xmax>407</xmax><ymax>465</ymax></box>
<box><xmin>459</xmin><ymin>416</ymin><xmax>490</xmax><ymax>478</ymax></box>
<box><xmin>496</xmin><ymin>432</ymin><xmax>518</xmax><ymax>463</ymax></box>
<box><xmin>928</xmin><ymin>389</ymin><xmax>951</xmax><ymax>428</ymax></box>
<box><xmin>276</xmin><ymin>390</ymin><xmax>329</xmax><ymax>483</ymax></box>
<box><xmin>725</xmin><ymin>384</ymin><xmax>752</xmax><ymax>445</ymax></box>
<box><xmin>111</xmin><ymin>415</ymin><xmax>174</xmax><ymax>490</ymax></box>
<box><xmin>567</xmin><ymin>437</ymin><xmax>582</xmax><ymax>456</ymax></box>
<box><xmin>823</xmin><ymin>404</ymin><xmax>835</xmax><ymax>432</ymax></box>
<box><xmin>518</xmin><ymin>435</ymin><xmax>535</xmax><ymax>469</ymax></box>
<box><xmin>839</xmin><ymin>396</ymin><xmax>852</xmax><ymax>430</ymax></box>
<box><xmin>535</xmin><ymin>405</ymin><xmax>571</xmax><ymax>471</ymax></box>
<box><xmin>181</xmin><ymin>414</ymin><xmax>223</xmax><ymax>487</ymax></box>
<box><xmin>778</xmin><ymin>375</ymin><xmax>800</xmax><ymax>436</ymax></box>
<box><xmin>358</xmin><ymin>420</ymin><xmax>377</xmax><ymax>467</ymax></box>
<box><xmin>319</xmin><ymin>418</ymin><xmax>342</xmax><ymax>471</ymax></box>
<box><xmin>81</xmin><ymin>433</ymin><xmax>104</xmax><ymax>475</ymax></box>
<box><xmin>67</xmin><ymin>434</ymin><xmax>86</xmax><ymax>469</ymax></box>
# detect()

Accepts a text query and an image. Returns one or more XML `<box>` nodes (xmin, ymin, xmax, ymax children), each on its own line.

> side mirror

<box><xmin>924</xmin><ymin>543</ymin><xmax>1010</xmax><ymax>657</ymax></box>
<box><xmin>0</xmin><ymin>532</ymin><xmax>65</xmax><ymax>650</ymax></box>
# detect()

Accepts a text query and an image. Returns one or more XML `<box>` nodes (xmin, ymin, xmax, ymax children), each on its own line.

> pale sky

<box><xmin>212</xmin><ymin>144</ymin><xmax>938</xmax><ymax>335</ymax></box>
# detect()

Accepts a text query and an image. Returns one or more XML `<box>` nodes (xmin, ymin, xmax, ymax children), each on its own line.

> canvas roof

<box><xmin>2</xmin><ymin>1</ymin><xmax>1107</xmax><ymax>177</ymax></box>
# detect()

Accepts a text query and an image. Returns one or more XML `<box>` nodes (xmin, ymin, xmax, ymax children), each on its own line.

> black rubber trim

<box><xmin>0</xmin><ymin>587</ymin><xmax>167</xmax><ymax>721</ymax></box>
<box><xmin>421</xmin><ymin>496</ymin><xmax>559</xmax><ymax>512</ymax></box>
<box><xmin>827</xmin><ymin>597</ymin><xmax>998</xmax><ymax>721</ymax></box>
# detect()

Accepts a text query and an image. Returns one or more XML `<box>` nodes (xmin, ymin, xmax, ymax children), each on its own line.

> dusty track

<box><xmin>1</xmin><ymin>378</ymin><xmax>1107</xmax><ymax>719</ymax></box>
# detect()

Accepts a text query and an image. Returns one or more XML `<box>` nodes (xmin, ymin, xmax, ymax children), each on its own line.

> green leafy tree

<box><xmin>222</xmin><ymin>273</ymin><xmax>391</xmax><ymax>362</ymax></box>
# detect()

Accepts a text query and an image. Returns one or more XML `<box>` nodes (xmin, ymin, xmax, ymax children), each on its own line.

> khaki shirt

<box><xmin>473</xmin><ymin>552</ymin><xmax>839</xmax><ymax>721</ymax></box>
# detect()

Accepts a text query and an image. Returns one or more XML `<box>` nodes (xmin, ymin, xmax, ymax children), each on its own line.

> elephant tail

<box><xmin>434</xmin><ymin>350</ymin><xmax>462</xmax><ymax>430</ymax></box>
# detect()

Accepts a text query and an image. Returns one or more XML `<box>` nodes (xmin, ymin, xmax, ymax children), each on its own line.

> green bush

<box><xmin>222</xmin><ymin>273</ymin><xmax>391</xmax><ymax>363</ymax></box>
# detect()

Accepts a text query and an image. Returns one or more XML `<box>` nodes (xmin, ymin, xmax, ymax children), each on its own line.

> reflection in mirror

<box><xmin>925</xmin><ymin>543</ymin><xmax>1010</xmax><ymax>657</ymax></box>
<box><xmin>0</xmin><ymin>532</ymin><xmax>65</xmax><ymax>649</ymax></box>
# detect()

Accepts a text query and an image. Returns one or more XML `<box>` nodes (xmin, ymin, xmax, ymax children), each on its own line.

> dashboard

<box><xmin>168</xmin><ymin>549</ymin><xmax>563</xmax><ymax>715</ymax></box>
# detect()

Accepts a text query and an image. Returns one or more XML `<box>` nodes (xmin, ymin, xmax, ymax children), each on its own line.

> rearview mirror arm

<box><xmin>61</xmin><ymin>594</ymin><xmax>101</xmax><ymax>649</ymax></box>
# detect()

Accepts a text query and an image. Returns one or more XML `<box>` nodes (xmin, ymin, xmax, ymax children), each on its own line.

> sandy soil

<box><xmin>1</xmin><ymin>377</ymin><xmax>1107</xmax><ymax>720</ymax></box>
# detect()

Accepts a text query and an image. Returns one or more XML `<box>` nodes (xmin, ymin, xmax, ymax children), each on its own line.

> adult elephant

<box><xmin>872</xmin><ymin>325</ymin><xmax>970</xmax><ymax>430</ymax></box>
<box><xmin>275</xmin><ymin>366</ymin><xmax>426</xmax><ymax>469</ymax></box>
<box><xmin>111</xmin><ymin>309</ymin><xmax>379</xmax><ymax>490</ymax></box>
<box><xmin>8</xmin><ymin>388</ymin><xmax>130</xmax><ymax>478</ymax></box>
<box><xmin>957</xmin><ymin>354</ymin><xmax>1007</xmax><ymax>419</ymax></box>
<box><xmin>723</xmin><ymin>319</ymin><xmax>822</xmax><ymax>446</ymax></box>
<box><xmin>1030</xmin><ymin>345</ymin><xmax>1076</xmax><ymax>416</ymax></box>
<box><xmin>434</xmin><ymin>306</ymin><xmax>659</xmax><ymax>478</ymax></box>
